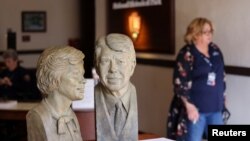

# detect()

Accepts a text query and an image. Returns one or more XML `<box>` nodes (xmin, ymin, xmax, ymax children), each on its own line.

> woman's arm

<box><xmin>173</xmin><ymin>46</ymin><xmax>199</xmax><ymax>122</ymax></box>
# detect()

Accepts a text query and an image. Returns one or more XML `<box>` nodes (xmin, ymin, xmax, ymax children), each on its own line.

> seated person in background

<box><xmin>0</xmin><ymin>49</ymin><xmax>32</xmax><ymax>100</ymax></box>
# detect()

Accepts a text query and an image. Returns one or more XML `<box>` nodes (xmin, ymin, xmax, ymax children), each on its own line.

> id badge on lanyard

<box><xmin>207</xmin><ymin>72</ymin><xmax>216</xmax><ymax>86</ymax></box>
<box><xmin>203</xmin><ymin>56</ymin><xmax>216</xmax><ymax>86</ymax></box>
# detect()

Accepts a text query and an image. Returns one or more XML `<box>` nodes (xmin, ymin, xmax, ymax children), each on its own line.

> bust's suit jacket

<box><xmin>95</xmin><ymin>83</ymin><xmax>138</xmax><ymax>141</ymax></box>
<box><xmin>26</xmin><ymin>99</ymin><xmax>82</xmax><ymax>141</ymax></box>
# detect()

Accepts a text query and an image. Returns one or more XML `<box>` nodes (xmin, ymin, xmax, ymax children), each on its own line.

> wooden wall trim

<box><xmin>225</xmin><ymin>65</ymin><xmax>250</xmax><ymax>76</ymax></box>
<box><xmin>0</xmin><ymin>51</ymin><xmax>247</xmax><ymax>76</ymax></box>
<box><xmin>136</xmin><ymin>58</ymin><xmax>250</xmax><ymax>77</ymax></box>
<box><xmin>0</xmin><ymin>50</ymin><xmax>44</xmax><ymax>55</ymax></box>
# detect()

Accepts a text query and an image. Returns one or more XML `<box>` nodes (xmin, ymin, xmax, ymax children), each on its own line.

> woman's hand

<box><xmin>185</xmin><ymin>102</ymin><xmax>199</xmax><ymax>123</ymax></box>
<box><xmin>181</xmin><ymin>96</ymin><xmax>199</xmax><ymax>123</ymax></box>
<box><xmin>1</xmin><ymin>77</ymin><xmax>13</xmax><ymax>86</ymax></box>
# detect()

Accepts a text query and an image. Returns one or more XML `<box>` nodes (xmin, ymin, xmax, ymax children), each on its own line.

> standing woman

<box><xmin>167</xmin><ymin>17</ymin><xmax>227</xmax><ymax>141</ymax></box>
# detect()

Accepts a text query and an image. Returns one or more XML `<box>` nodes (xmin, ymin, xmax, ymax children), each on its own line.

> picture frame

<box><xmin>22</xmin><ymin>11</ymin><xmax>46</xmax><ymax>32</ymax></box>
<box><xmin>107</xmin><ymin>0</ymin><xmax>175</xmax><ymax>54</ymax></box>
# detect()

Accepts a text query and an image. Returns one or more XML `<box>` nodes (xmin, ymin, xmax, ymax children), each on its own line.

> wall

<box><xmin>0</xmin><ymin>0</ymin><xmax>80</xmax><ymax>68</ymax></box>
<box><xmin>96</xmin><ymin>0</ymin><xmax>250</xmax><ymax>137</ymax></box>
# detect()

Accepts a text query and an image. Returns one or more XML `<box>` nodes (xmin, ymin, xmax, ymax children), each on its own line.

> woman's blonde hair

<box><xmin>184</xmin><ymin>17</ymin><xmax>214</xmax><ymax>44</ymax></box>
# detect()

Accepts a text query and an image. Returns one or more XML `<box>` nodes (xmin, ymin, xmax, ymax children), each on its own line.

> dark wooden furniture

<box><xmin>0</xmin><ymin>102</ymin><xmax>95</xmax><ymax>141</ymax></box>
<box><xmin>0</xmin><ymin>102</ymin><xmax>167</xmax><ymax>141</ymax></box>
<box><xmin>75</xmin><ymin>110</ymin><xmax>96</xmax><ymax>140</ymax></box>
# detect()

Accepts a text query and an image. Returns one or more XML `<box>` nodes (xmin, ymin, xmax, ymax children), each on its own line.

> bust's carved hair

<box><xmin>36</xmin><ymin>46</ymin><xmax>84</xmax><ymax>97</ymax></box>
<box><xmin>94</xmin><ymin>33</ymin><xmax>136</xmax><ymax>68</ymax></box>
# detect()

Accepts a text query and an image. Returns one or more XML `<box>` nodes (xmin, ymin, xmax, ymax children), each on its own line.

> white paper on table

<box><xmin>140</xmin><ymin>137</ymin><xmax>175</xmax><ymax>141</ymax></box>
<box><xmin>0</xmin><ymin>100</ymin><xmax>18</xmax><ymax>108</ymax></box>
<box><xmin>72</xmin><ymin>79</ymin><xmax>95</xmax><ymax>110</ymax></box>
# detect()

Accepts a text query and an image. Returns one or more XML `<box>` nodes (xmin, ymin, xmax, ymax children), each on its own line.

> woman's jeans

<box><xmin>185</xmin><ymin>112</ymin><xmax>223</xmax><ymax>141</ymax></box>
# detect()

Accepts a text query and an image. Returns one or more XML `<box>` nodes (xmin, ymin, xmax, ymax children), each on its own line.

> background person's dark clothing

<box><xmin>0</xmin><ymin>66</ymin><xmax>38</xmax><ymax>100</ymax></box>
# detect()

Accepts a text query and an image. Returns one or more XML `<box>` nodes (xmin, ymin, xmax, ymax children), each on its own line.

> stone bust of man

<box><xmin>26</xmin><ymin>46</ymin><xmax>85</xmax><ymax>141</ymax></box>
<box><xmin>94</xmin><ymin>33</ymin><xmax>138</xmax><ymax>141</ymax></box>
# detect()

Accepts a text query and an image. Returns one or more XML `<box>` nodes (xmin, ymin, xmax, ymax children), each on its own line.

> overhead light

<box><xmin>128</xmin><ymin>12</ymin><xmax>141</xmax><ymax>41</ymax></box>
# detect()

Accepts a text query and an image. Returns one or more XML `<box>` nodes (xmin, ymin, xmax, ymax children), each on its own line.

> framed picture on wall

<box><xmin>107</xmin><ymin>0</ymin><xmax>175</xmax><ymax>54</ymax></box>
<box><xmin>22</xmin><ymin>11</ymin><xmax>46</xmax><ymax>32</ymax></box>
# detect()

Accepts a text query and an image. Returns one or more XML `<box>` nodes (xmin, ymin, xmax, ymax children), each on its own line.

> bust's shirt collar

<box><xmin>103</xmin><ymin>83</ymin><xmax>131</xmax><ymax>114</ymax></box>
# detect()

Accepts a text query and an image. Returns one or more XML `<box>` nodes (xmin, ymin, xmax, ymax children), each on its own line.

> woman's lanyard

<box><xmin>201</xmin><ymin>54</ymin><xmax>216</xmax><ymax>86</ymax></box>
<box><xmin>203</xmin><ymin>57</ymin><xmax>212</xmax><ymax>68</ymax></box>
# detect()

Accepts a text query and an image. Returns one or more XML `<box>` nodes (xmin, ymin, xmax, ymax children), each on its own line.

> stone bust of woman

<box><xmin>26</xmin><ymin>46</ymin><xmax>85</xmax><ymax>141</ymax></box>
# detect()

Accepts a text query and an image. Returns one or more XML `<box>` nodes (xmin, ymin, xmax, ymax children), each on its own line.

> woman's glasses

<box><xmin>202</xmin><ymin>30</ymin><xmax>213</xmax><ymax>35</ymax></box>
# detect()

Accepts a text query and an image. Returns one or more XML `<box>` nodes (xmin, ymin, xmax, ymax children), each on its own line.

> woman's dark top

<box><xmin>173</xmin><ymin>42</ymin><xmax>226</xmax><ymax>113</ymax></box>
<box><xmin>167</xmin><ymin>42</ymin><xmax>228</xmax><ymax>140</ymax></box>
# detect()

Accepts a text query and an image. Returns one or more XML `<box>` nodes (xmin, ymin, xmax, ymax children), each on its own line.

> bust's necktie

<box><xmin>57</xmin><ymin>115</ymin><xmax>76</xmax><ymax>134</ymax></box>
<box><xmin>114</xmin><ymin>100</ymin><xmax>126</xmax><ymax>136</ymax></box>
